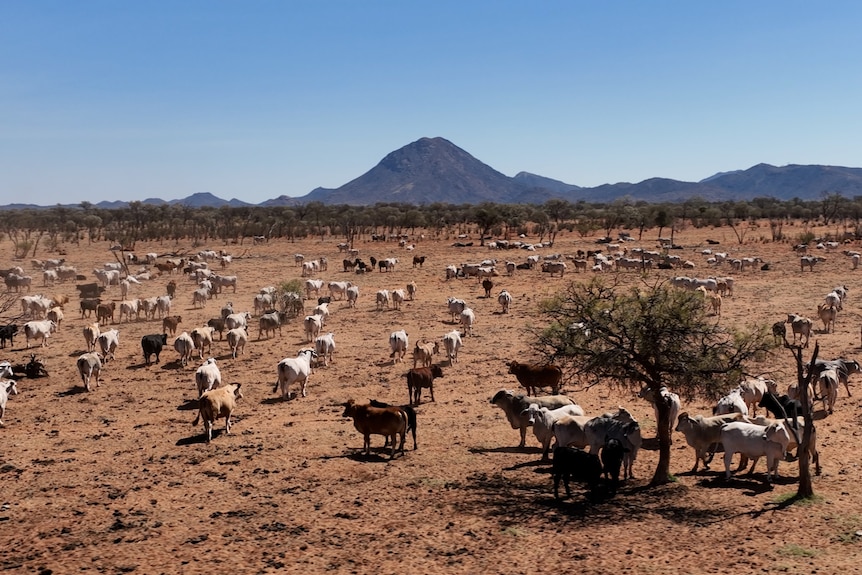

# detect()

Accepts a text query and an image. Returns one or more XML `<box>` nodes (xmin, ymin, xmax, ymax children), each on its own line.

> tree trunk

<box><xmin>796</xmin><ymin>344</ymin><xmax>817</xmax><ymax>497</ymax></box>
<box><xmin>650</xmin><ymin>388</ymin><xmax>672</xmax><ymax>485</ymax></box>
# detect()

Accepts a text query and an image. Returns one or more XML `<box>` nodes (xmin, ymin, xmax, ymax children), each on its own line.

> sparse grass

<box><xmin>501</xmin><ymin>526</ymin><xmax>527</xmax><ymax>537</ymax></box>
<box><xmin>772</xmin><ymin>492</ymin><xmax>825</xmax><ymax>506</ymax></box>
<box><xmin>777</xmin><ymin>544</ymin><xmax>818</xmax><ymax>558</ymax></box>
<box><xmin>827</xmin><ymin>513</ymin><xmax>862</xmax><ymax>544</ymax></box>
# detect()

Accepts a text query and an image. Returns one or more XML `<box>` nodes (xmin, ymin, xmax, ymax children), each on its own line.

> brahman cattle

<box><xmin>0</xmin><ymin>380</ymin><xmax>19</xmax><ymax>426</ymax></box>
<box><xmin>23</xmin><ymin>319</ymin><xmax>57</xmax><ymax>348</ymax></box>
<box><xmin>195</xmin><ymin>358</ymin><xmax>222</xmax><ymax>398</ymax></box>
<box><xmin>389</xmin><ymin>330</ymin><xmax>409</xmax><ymax>364</ymax></box>
<box><xmin>675</xmin><ymin>412</ymin><xmax>748</xmax><ymax>473</ymax></box>
<box><xmin>76</xmin><ymin>352</ymin><xmax>103</xmax><ymax>392</ymax></box>
<box><xmin>0</xmin><ymin>324</ymin><xmax>18</xmax><ymax>349</ymax></box>
<box><xmin>227</xmin><ymin>327</ymin><xmax>249</xmax><ymax>359</ymax></box>
<box><xmin>274</xmin><ymin>349</ymin><xmax>317</xmax><ymax>400</ymax></box>
<box><xmin>719</xmin><ymin>420</ymin><xmax>791</xmax><ymax>483</ymax></box>
<box><xmin>442</xmin><ymin>330</ymin><xmax>462</xmax><ymax>364</ymax></box>
<box><xmin>97</xmin><ymin>329</ymin><xmax>120</xmax><ymax>362</ymax></box>
<box><xmin>490</xmin><ymin>389</ymin><xmax>575</xmax><ymax>448</ymax></box>
<box><xmin>174</xmin><ymin>331</ymin><xmax>195</xmax><ymax>367</ymax></box>
<box><xmin>193</xmin><ymin>383</ymin><xmax>243</xmax><ymax>443</ymax></box>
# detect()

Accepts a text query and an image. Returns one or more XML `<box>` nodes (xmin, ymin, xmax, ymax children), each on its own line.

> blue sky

<box><xmin>2</xmin><ymin>1</ymin><xmax>861</xmax><ymax>205</ymax></box>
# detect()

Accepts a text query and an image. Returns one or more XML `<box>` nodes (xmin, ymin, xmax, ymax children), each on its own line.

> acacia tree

<box><xmin>533</xmin><ymin>278</ymin><xmax>774</xmax><ymax>485</ymax></box>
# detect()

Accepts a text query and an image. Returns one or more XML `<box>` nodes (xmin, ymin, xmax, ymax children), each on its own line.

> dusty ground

<box><xmin>2</xmin><ymin>219</ymin><xmax>862</xmax><ymax>575</ymax></box>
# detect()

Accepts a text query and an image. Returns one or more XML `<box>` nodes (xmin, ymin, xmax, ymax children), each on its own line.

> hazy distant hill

<box><xmin>300</xmin><ymin>137</ymin><xmax>527</xmax><ymax>205</ymax></box>
<box><xmin>4</xmin><ymin>138</ymin><xmax>862</xmax><ymax>210</ymax></box>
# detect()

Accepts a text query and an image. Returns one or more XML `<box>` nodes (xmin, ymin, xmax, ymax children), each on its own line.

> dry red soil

<box><xmin>2</xmin><ymin>220</ymin><xmax>862</xmax><ymax>575</ymax></box>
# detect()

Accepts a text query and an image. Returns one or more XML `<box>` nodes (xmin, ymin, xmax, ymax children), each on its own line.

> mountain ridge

<box><xmin>3</xmin><ymin>137</ymin><xmax>862</xmax><ymax>210</ymax></box>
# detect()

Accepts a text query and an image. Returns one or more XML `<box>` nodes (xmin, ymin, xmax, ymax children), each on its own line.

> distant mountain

<box><xmin>298</xmin><ymin>137</ymin><xmax>527</xmax><ymax>205</ymax></box>
<box><xmin>4</xmin><ymin>138</ymin><xmax>862</xmax><ymax>210</ymax></box>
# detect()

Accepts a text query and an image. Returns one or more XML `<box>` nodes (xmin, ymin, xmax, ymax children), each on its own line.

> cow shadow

<box><xmin>469</xmin><ymin>446</ymin><xmax>541</xmax><ymax>455</ymax></box>
<box><xmin>126</xmin><ymin>362</ymin><xmax>153</xmax><ymax>371</ymax></box>
<box><xmin>67</xmin><ymin>350</ymin><xmax>89</xmax><ymax>357</ymax></box>
<box><xmin>344</xmin><ymin>449</ymin><xmax>406</xmax><ymax>462</ymax></box>
<box><xmin>57</xmin><ymin>386</ymin><xmax>88</xmax><ymax>397</ymax></box>
<box><xmin>176</xmin><ymin>433</ymin><xmax>211</xmax><ymax>446</ymax></box>
<box><xmin>698</xmin><ymin>473</ymin><xmax>795</xmax><ymax>495</ymax></box>
<box><xmin>160</xmin><ymin>360</ymin><xmax>187</xmax><ymax>371</ymax></box>
<box><xmin>177</xmin><ymin>399</ymin><xmax>199</xmax><ymax>411</ymax></box>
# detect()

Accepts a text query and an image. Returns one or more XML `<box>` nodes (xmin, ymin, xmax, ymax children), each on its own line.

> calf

<box><xmin>314</xmin><ymin>332</ymin><xmax>336</xmax><ymax>367</ymax></box>
<box><xmin>96</xmin><ymin>301</ymin><xmax>116</xmax><ymax>324</ymax></box>
<box><xmin>162</xmin><ymin>315</ymin><xmax>182</xmax><ymax>336</ymax></box>
<box><xmin>405</xmin><ymin>365</ymin><xmax>444</xmax><ymax>406</ymax></box>
<box><xmin>141</xmin><ymin>333</ymin><xmax>168</xmax><ymax>366</ymax></box>
<box><xmin>76</xmin><ymin>352</ymin><xmax>103</xmax><ymax>392</ymax></box>
<box><xmin>193</xmin><ymin>383</ymin><xmax>243</xmax><ymax>443</ymax></box>
<box><xmin>601</xmin><ymin>438</ymin><xmax>628</xmax><ymax>495</ymax></box>
<box><xmin>507</xmin><ymin>360</ymin><xmax>563</xmax><ymax>396</ymax></box>
<box><xmin>342</xmin><ymin>399</ymin><xmax>407</xmax><ymax>459</ymax></box>
<box><xmin>552</xmin><ymin>446</ymin><xmax>603</xmax><ymax>499</ymax></box>
<box><xmin>0</xmin><ymin>324</ymin><xmax>18</xmax><ymax>349</ymax></box>
<box><xmin>412</xmin><ymin>340</ymin><xmax>439</xmax><ymax>368</ymax></box>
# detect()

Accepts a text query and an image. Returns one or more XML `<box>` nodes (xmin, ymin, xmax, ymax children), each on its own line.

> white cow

<box><xmin>442</xmin><ymin>330</ymin><xmax>462</xmax><ymax>364</ymax></box>
<box><xmin>83</xmin><ymin>322</ymin><xmax>101</xmax><ymax>352</ymax></box>
<box><xmin>522</xmin><ymin>403</ymin><xmax>586</xmax><ymax>460</ymax></box>
<box><xmin>227</xmin><ymin>327</ymin><xmax>249</xmax><ymax>359</ymax></box>
<box><xmin>174</xmin><ymin>331</ymin><xmax>195</xmax><ymax>367</ymax></box>
<box><xmin>391</xmin><ymin>289</ymin><xmax>406</xmax><ymax>310</ymax></box>
<box><xmin>195</xmin><ymin>358</ymin><xmax>222</xmax><ymax>398</ymax></box>
<box><xmin>346</xmin><ymin>285</ymin><xmax>360</xmax><ymax>308</ymax></box>
<box><xmin>156</xmin><ymin>295</ymin><xmax>172</xmax><ymax>319</ymax></box>
<box><xmin>23</xmin><ymin>319</ymin><xmax>57</xmax><ymax>348</ymax></box>
<box><xmin>675</xmin><ymin>412</ymin><xmax>748</xmax><ymax>473</ymax></box>
<box><xmin>638</xmin><ymin>385</ymin><xmax>681</xmax><ymax>442</ymax></box>
<box><xmin>328</xmin><ymin>281</ymin><xmax>352</xmax><ymax>301</ymax></box>
<box><xmin>389</xmin><ymin>330</ymin><xmax>409</xmax><ymax>363</ymax></box>
<box><xmin>447</xmin><ymin>297</ymin><xmax>466</xmax><ymax>322</ymax></box>
<box><xmin>376</xmin><ymin>289</ymin><xmax>391</xmax><ymax>310</ymax></box>
<box><xmin>713</xmin><ymin>388</ymin><xmax>749</xmax><ymax>417</ymax></box>
<box><xmin>498</xmin><ymin>290</ymin><xmax>512</xmax><ymax>314</ymax></box>
<box><xmin>305</xmin><ymin>279</ymin><xmax>324</xmax><ymax>299</ymax></box>
<box><xmin>0</xmin><ymin>380</ymin><xmax>19</xmax><ymax>426</ymax></box>
<box><xmin>459</xmin><ymin>307</ymin><xmax>476</xmax><ymax>336</ymax></box>
<box><xmin>97</xmin><ymin>329</ymin><xmax>120</xmax><ymax>362</ymax></box>
<box><xmin>720</xmin><ymin>421</ymin><xmax>791</xmax><ymax>482</ymax></box>
<box><xmin>225</xmin><ymin>312</ymin><xmax>251</xmax><ymax>331</ymax></box>
<box><xmin>76</xmin><ymin>352</ymin><xmax>103</xmax><ymax>392</ymax></box>
<box><xmin>314</xmin><ymin>332</ymin><xmax>336</xmax><ymax>367</ymax></box>
<box><xmin>274</xmin><ymin>349</ymin><xmax>317</xmax><ymax>399</ymax></box>
<box><xmin>303</xmin><ymin>314</ymin><xmax>322</xmax><ymax>343</ymax></box>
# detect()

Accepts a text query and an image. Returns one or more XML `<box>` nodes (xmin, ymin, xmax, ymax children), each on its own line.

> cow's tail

<box><xmin>192</xmin><ymin>411</ymin><xmax>200</xmax><ymax>427</ymax></box>
<box><xmin>401</xmin><ymin>404</ymin><xmax>418</xmax><ymax>449</ymax></box>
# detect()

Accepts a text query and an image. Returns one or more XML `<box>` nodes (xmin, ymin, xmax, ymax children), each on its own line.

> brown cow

<box><xmin>161</xmin><ymin>315</ymin><xmax>182</xmax><ymax>336</ymax></box>
<box><xmin>342</xmin><ymin>399</ymin><xmax>407</xmax><ymax>459</ymax></box>
<box><xmin>96</xmin><ymin>301</ymin><xmax>116</xmax><ymax>324</ymax></box>
<box><xmin>507</xmin><ymin>361</ymin><xmax>563</xmax><ymax>396</ymax></box>
<box><xmin>405</xmin><ymin>365</ymin><xmax>444</xmax><ymax>406</ymax></box>
<box><xmin>193</xmin><ymin>383</ymin><xmax>243</xmax><ymax>443</ymax></box>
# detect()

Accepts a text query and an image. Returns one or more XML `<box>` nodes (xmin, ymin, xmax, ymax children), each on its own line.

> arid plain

<box><xmin>2</xmin><ymin>220</ymin><xmax>862</xmax><ymax>575</ymax></box>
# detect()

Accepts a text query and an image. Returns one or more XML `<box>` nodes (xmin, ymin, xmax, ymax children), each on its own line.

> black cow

<box><xmin>317</xmin><ymin>296</ymin><xmax>332</xmax><ymax>305</ymax></box>
<box><xmin>758</xmin><ymin>392</ymin><xmax>802</xmax><ymax>424</ymax></box>
<box><xmin>552</xmin><ymin>446</ymin><xmax>603</xmax><ymax>500</ymax></box>
<box><xmin>207</xmin><ymin>317</ymin><xmax>226</xmax><ymax>340</ymax></box>
<box><xmin>141</xmin><ymin>333</ymin><xmax>168</xmax><ymax>366</ymax></box>
<box><xmin>601</xmin><ymin>438</ymin><xmax>628</xmax><ymax>495</ymax></box>
<box><xmin>369</xmin><ymin>399</ymin><xmax>418</xmax><ymax>450</ymax></box>
<box><xmin>79</xmin><ymin>298</ymin><xmax>101</xmax><ymax>319</ymax></box>
<box><xmin>0</xmin><ymin>324</ymin><xmax>18</xmax><ymax>349</ymax></box>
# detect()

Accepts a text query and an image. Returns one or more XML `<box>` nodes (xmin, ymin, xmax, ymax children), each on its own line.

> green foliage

<box><xmin>797</xmin><ymin>231</ymin><xmax>816</xmax><ymax>245</ymax></box>
<box><xmin>535</xmin><ymin>278</ymin><xmax>773</xmax><ymax>399</ymax></box>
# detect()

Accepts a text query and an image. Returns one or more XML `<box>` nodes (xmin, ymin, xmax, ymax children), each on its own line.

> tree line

<box><xmin>1</xmin><ymin>193</ymin><xmax>860</xmax><ymax>257</ymax></box>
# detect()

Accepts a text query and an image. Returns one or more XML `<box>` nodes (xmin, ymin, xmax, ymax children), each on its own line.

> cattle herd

<box><xmin>2</xmin><ymin>227</ymin><xmax>862</xmax><ymax>571</ymax></box>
